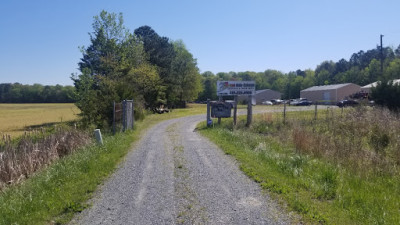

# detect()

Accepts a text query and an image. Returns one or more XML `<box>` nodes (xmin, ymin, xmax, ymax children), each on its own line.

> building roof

<box><xmin>301</xmin><ymin>83</ymin><xmax>356</xmax><ymax>92</ymax></box>
<box><xmin>362</xmin><ymin>79</ymin><xmax>400</xmax><ymax>89</ymax></box>
<box><xmin>255</xmin><ymin>89</ymin><xmax>280</xmax><ymax>94</ymax></box>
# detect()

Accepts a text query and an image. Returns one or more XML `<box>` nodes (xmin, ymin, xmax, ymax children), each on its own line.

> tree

<box><xmin>198</xmin><ymin>71</ymin><xmax>217</xmax><ymax>101</ymax></box>
<box><xmin>73</xmin><ymin>11</ymin><xmax>146</xmax><ymax>128</ymax></box>
<box><xmin>134</xmin><ymin>26</ymin><xmax>177</xmax><ymax>106</ymax></box>
<box><xmin>315</xmin><ymin>61</ymin><xmax>335</xmax><ymax>85</ymax></box>
<box><xmin>384</xmin><ymin>58</ymin><xmax>400</xmax><ymax>80</ymax></box>
<box><xmin>395</xmin><ymin>45</ymin><xmax>400</xmax><ymax>58</ymax></box>
<box><xmin>371</xmin><ymin>80</ymin><xmax>400</xmax><ymax>111</ymax></box>
<box><xmin>169</xmin><ymin>40</ymin><xmax>202</xmax><ymax>106</ymax></box>
<box><xmin>134</xmin><ymin>26</ymin><xmax>175</xmax><ymax>79</ymax></box>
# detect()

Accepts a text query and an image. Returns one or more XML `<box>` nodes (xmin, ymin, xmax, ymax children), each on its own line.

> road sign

<box><xmin>211</xmin><ymin>102</ymin><xmax>232</xmax><ymax>118</ymax></box>
<box><xmin>217</xmin><ymin>81</ymin><xmax>255</xmax><ymax>96</ymax></box>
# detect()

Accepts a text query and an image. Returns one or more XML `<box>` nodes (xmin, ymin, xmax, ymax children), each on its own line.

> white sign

<box><xmin>217</xmin><ymin>81</ymin><xmax>256</xmax><ymax>96</ymax></box>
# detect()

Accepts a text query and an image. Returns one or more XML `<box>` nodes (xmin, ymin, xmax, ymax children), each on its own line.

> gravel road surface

<box><xmin>71</xmin><ymin>111</ymin><xmax>297</xmax><ymax>224</ymax></box>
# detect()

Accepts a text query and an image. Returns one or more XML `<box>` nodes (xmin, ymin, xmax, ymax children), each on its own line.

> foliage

<box><xmin>73</xmin><ymin>11</ymin><xmax>203</xmax><ymax>128</ymax></box>
<box><xmin>371</xmin><ymin>79</ymin><xmax>400</xmax><ymax>111</ymax></box>
<box><xmin>0</xmin><ymin>129</ymin><xmax>91</xmax><ymax>190</ymax></box>
<box><xmin>0</xmin><ymin>104</ymin><xmax>206</xmax><ymax>224</ymax></box>
<box><xmin>0</xmin><ymin>83</ymin><xmax>74</xmax><ymax>103</ymax></box>
<box><xmin>199</xmin><ymin>107</ymin><xmax>400</xmax><ymax>224</ymax></box>
<box><xmin>168</xmin><ymin>40</ymin><xmax>202</xmax><ymax>106</ymax></box>
<box><xmin>197</xmin><ymin>44</ymin><xmax>400</xmax><ymax>102</ymax></box>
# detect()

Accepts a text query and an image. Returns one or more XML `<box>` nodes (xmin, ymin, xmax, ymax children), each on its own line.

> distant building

<box><xmin>238</xmin><ymin>89</ymin><xmax>281</xmax><ymax>105</ymax></box>
<box><xmin>300</xmin><ymin>83</ymin><xmax>361</xmax><ymax>104</ymax></box>
<box><xmin>361</xmin><ymin>79</ymin><xmax>400</xmax><ymax>93</ymax></box>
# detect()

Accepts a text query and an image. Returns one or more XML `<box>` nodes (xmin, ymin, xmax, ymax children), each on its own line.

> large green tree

<box><xmin>169</xmin><ymin>40</ymin><xmax>202</xmax><ymax>106</ymax></box>
<box><xmin>73</xmin><ymin>11</ymin><xmax>155</xmax><ymax>128</ymax></box>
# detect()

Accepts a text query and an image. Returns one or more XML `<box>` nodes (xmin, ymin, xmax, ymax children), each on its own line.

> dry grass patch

<box><xmin>0</xmin><ymin>103</ymin><xmax>80</xmax><ymax>138</ymax></box>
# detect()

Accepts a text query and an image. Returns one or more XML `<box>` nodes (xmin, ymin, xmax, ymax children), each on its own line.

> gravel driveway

<box><xmin>71</xmin><ymin>113</ymin><xmax>295</xmax><ymax>225</ymax></box>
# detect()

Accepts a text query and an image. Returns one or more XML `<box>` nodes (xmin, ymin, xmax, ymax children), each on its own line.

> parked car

<box><xmin>261</xmin><ymin>100</ymin><xmax>273</xmax><ymax>105</ymax></box>
<box><xmin>336</xmin><ymin>99</ymin><xmax>359</xmax><ymax>107</ymax></box>
<box><xmin>294</xmin><ymin>99</ymin><xmax>312</xmax><ymax>106</ymax></box>
<box><xmin>270</xmin><ymin>99</ymin><xmax>284</xmax><ymax>105</ymax></box>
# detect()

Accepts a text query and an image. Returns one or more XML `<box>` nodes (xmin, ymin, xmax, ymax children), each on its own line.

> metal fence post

<box><xmin>207</xmin><ymin>99</ymin><xmax>212</xmax><ymax>127</ymax></box>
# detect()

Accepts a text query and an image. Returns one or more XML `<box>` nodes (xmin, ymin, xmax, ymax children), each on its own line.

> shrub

<box><xmin>0</xmin><ymin>129</ymin><xmax>91</xmax><ymax>189</ymax></box>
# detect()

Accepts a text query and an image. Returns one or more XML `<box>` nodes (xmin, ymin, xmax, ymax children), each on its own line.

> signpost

<box><xmin>217</xmin><ymin>81</ymin><xmax>255</xmax><ymax>96</ymax></box>
<box><xmin>211</xmin><ymin>102</ymin><xmax>232</xmax><ymax>118</ymax></box>
<box><xmin>207</xmin><ymin>81</ymin><xmax>255</xmax><ymax>127</ymax></box>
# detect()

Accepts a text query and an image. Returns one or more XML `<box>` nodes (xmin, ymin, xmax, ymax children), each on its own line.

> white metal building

<box><xmin>300</xmin><ymin>83</ymin><xmax>361</xmax><ymax>104</ymax></box>
<box><xmin>238</xmin><ymin>89</ymin><xmax>282</xmax><ymax>104</ymax></box>
<box><xmin>361</xmin><ymin>79</ymin><xmax>400</xmax><ymax>93</ymax></box>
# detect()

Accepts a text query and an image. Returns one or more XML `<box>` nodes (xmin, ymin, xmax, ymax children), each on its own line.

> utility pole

<box><xmin>380</xmin><ymin>34</ymin><xmax>384</xmax><ymax>75</ymax></box>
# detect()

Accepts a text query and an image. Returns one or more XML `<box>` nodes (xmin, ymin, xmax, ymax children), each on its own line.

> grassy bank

<box><xmin>199</xmin><ymin>107</ymin><xmax>400</xmax><ymax>224</ymax></box>
<box><xmin>0</xmin><ymin>104</ymin><xmax>206</xmax><ymax>225</ymax></box>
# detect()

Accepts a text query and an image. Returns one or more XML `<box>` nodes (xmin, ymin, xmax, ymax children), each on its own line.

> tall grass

<box><xmin>0</xmin><ymin>129</ymin><xmax>91</xmax><ymax>190</ymax></box>
<box><xmin>199</xmin><ymin>106</ymin><xmax>400</xmax><ymax>224</ymax></box>
<box><xmin>0</xmin><ymin>103</ymin><xmax>207</xmax><ymax>224</ymax></box>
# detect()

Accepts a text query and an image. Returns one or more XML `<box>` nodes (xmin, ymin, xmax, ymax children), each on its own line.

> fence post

<box><xmin>246</xmin><ymin>95</ymin><xmax>252</xmax><ymax>127</ymax></box>
<box><xmin>113</xmin><ymin>101</ymin><xmax>116</xmax><ymax>135</ymax></box>
<box><xmin>131</xmin><ymin>99</ymin><xmax>135</xmax><ymax>129</ymax></box>
<box><xmin>314</xmin><ymin>103</ymin><xmax>318</xmax><ymax>121</ymax></box>
<box><xmin>122</xmin><ymin>100</ymin><xmax>126</xmax><ymax>131</ymax></box>
<box><xmin>283</xmin><ymin>102</ymin><xmax>287</xmax><ymax>124</ymax></box>
<box><xmin>207</xmin><ymin>99</ymin><xmax>212</xmax><ymax>127</ymax></box>
<box><xmin>233</xmin><ymin>95</ymin><xmax>238</xmax><ymax>126</ymax></box>
<box><xmin>94</xmin><ymin>129</ymin><xmax>103</xmax><ymax>145</ymax></box>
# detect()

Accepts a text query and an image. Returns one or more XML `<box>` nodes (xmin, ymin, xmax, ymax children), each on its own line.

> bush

<box><xmin>371</xmin><ymin>80</ymin><xmax>400</xmax><ymax>111</ymax></box>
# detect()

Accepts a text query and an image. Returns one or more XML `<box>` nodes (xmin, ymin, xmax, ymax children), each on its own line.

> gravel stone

<box><xmin>71</xmin><ymin>113</ymin><xmax>298</xmax><ymax>225</ymax></box>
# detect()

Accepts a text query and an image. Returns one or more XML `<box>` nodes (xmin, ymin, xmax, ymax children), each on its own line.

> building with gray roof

<box><xmin>238</xmin><ymin>89</ymin><xmax>281</xmax><ymax>105</ymax></box>
<box><xmin>361</xmin><ymin>79</ymin><xmax>400</xmax><ymax>93</ymax></box>
<box><xmin>300</xmin><ymin>83</ymin><xmax>361</xmax><ymax>104</ymax></box>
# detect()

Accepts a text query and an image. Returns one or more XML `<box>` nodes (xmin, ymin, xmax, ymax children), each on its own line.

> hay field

<box><xmin>0</xmin><ymin>103</ymin><xmax>80</xmax><ymax>138</ymax></box>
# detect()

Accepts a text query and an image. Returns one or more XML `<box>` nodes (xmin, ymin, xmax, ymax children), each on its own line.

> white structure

<box><xmin>300</xmin><ymin>83</ymin><xmax>361</xmax><ymax>104</ymax></box>
<box><xmin>361</xmin><ymin>79</ymin><xmax>400</xmax><ymax>93</ymax></box>
<box><xmin>238</xmin><ymin>89</ymin><xmax>282</xmax><ymax>105</ymax></box>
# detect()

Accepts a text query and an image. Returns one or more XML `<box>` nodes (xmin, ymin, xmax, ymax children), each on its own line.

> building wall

<box><xmin>254</xmin><ymin>90</ymin><xmax>281</xmax><ymax>104</ymax></box>
<box><xmin>300</xmin><ymin>84</ymin><xmax>361</xmax><ymax>104</ymax></box>
<box><xmin>238</xmin><ymin>89</ymin><xmax>281</xmax><ymax>104</ymax></box>
<box><xmin>337</xmin><ymin>84</ymin><xmax>361</xmax><ymax>101</ymax></box>
<box><xmin>300</xmin><ymin>90</ymin><xmax>336</xmax><ymax>103</ymax></box>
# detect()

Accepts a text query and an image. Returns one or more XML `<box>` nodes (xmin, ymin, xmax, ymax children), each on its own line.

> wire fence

<box><xmin>253</xmin><ymin>104</ymin><xmax>349</xmax><ymax>126</ymax></box>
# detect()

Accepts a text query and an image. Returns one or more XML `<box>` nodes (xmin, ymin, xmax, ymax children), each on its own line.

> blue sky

<box><xmin>1</xmin><ymin>0</ymin><xmax>399</xmax><ymax>85</ymax></box>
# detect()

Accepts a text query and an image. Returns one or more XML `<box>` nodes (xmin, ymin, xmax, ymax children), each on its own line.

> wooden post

<box><xmin>206</xmin><ymin>99</ymin><xmax>212</xmax><ymax>127</ymax></box>
<box><xmin>233</xmin><ymin>95</ymin><xmax>238</xmax><ymax>126</ymax></box>
<box><xmin>314</xmin><ymin>103</ymin><xmax>318</xmax><ymax>120</ymax></box>
<box><xmin>218</xmin><ymin>96</ymin><xmax>222</xmax><ymax>125</ymax></box>
<box><xmin>113</xmin><ymin>101</ymin><xmax>115</xmax><ymax>134</ymax></box>
<box><xmin>246</xmin><ymin>95</ymin><xmax>252</xmax><ymax>127</ymax></box>
<box><xmin>283</xmin><ymin>102</ymin><xmax>287</xmax><ymax>124</ymax></box>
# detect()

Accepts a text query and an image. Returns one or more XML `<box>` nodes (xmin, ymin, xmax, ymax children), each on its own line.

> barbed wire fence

<box><xmin>113</xmin><ymin>100</ymin><xmax>134</xmax><ymax>135</ymax></box>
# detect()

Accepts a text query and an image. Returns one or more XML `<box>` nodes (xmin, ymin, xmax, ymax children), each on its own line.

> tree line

<box><xmin>0</xmin><ymin>83</ymin><xmax>74</xmax><ymax>103</ymax></box>
<box><xmin>198</xmin><ymin>44</ymin><xmax>400</xmax><ymax>101</ymax></box>
<box><xmin>3</xmin><ymin>10</ymin><xmax>399</xmax><ymax>123</ymax></box>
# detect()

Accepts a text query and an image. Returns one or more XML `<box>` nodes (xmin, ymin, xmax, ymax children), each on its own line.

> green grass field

<box><xmin>0</xmin><ymin>103</ymin><xmax>80</xmax><ymax>138</ymax></box>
